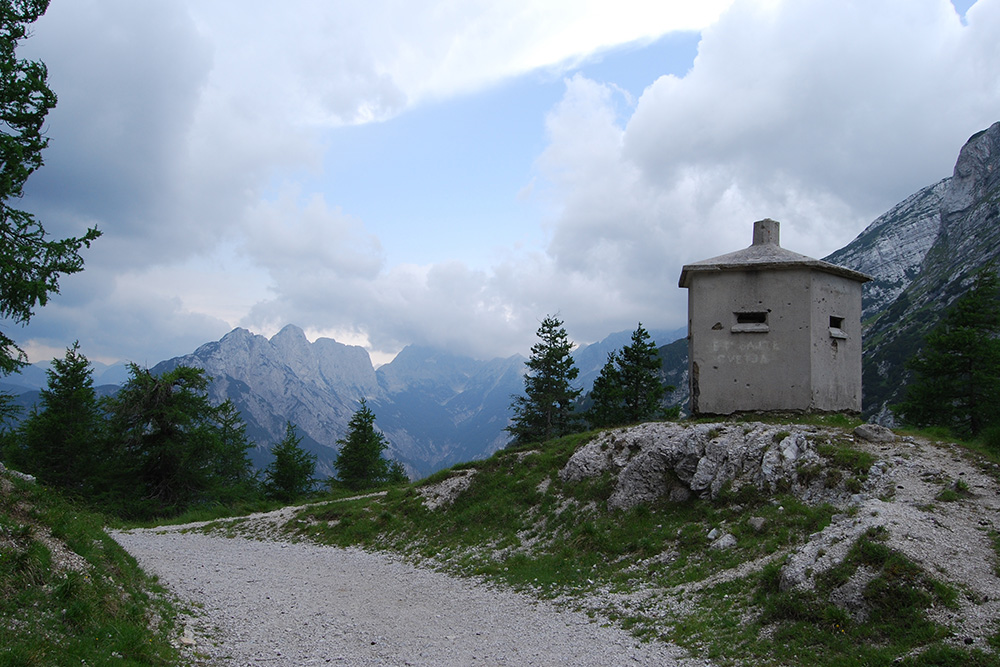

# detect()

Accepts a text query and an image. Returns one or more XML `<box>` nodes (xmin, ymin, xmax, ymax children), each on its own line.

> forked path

<box><xmin>112</xmin><ymin>530</ymin><xmax>712</xmax><ymax>666</ymax></box>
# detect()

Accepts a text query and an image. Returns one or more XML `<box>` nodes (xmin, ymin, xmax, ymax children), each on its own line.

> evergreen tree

<box><xmin>617</xmin><ymin>323</ymin><xmax>667</xmax><ymax>423</ymax></box>
<box><xmin>211</xmin><ymin>399</ymin><xmax>258</xmax><ymax>500</ymax></box>
<box><xmin>506</xmin><ymin>315</ymin><xmax>582</xmax><ymax>444</ymax></box>
<box><xmin>0</xmin><ymin>1</ymin><xmax>100</xmax><ymax>375</ymax></box>
<box><xmin>102</xmin><ymin>364</ymin><xmax>222</xmax><ymax>517</ymax></box>
<box><xmin>895</xmin><ymin>269</ymin><xmax>1000</xmax><ymax>438</ymax></box>
<box><xmin>264</xmin><ymin>421</ymin><xmax>316</xmax><ymax>501</ymax></box>
<box><xmin>334</xmin><ymin>399</ymin><xmax>399</xmax><ymax>491</ymax></box>
<box><xmin>17</xmin><ymin>341</ymin><xmax>102</xmax><ymax>493</ymax></box>
<box><xmin>587</xmin><ymin>324</ymin><xmax>667</xmax><ymax>428</ymax></box>
<box><xmin>587</xmin><ymin>352</ymin><xmax>623</xmax><ymax>428</ymax></box>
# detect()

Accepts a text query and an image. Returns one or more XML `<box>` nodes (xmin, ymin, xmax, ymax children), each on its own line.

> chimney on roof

<box><xmin>752</xmin><ymin>218</ymin><xmax>779</xmax><ymax>246</ymax></box>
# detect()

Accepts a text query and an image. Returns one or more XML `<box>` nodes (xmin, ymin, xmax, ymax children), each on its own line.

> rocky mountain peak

<box><xmin>944</xmin><ymin>121</ymin><xmax>1000</xmax><ymax>216</ymax></box>
<box><xmin>825</xmin><ymin>120</ymin><xmax>1000</xmax><ymax>420</ymax></box>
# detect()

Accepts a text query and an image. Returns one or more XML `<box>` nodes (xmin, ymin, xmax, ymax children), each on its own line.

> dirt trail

<box><xmin>112</xmin><ymin>528</ymin><xmax>714</xmax><ymax>666</ymax></box>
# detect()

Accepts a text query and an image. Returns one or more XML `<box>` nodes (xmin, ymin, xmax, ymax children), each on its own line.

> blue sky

<box><xmin>6</xmin><ymin>0</ymin><xmax>998</xmax><ymax>368</ymax></box>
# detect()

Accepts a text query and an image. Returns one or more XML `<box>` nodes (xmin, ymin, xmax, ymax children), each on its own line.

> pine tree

<box><xmin>587</xmin><ymin>352</ymin><xmax>623</xmax><ymax>428</ymax></box>
<box><xmin>506</xmin><ymin>315</ymin><xmax>582</xmax><ymax>444</ymax></box>
<box><xmin>895</xmin><ymin>269</ymin><xmax>1000</xmax><ymax>438</ymax></box>
<box><xmin>18</xmin><ymin>341</ymin><xmax>102</xmax><ymax>493</ymax></box>
<box><xmin>334</xmin><ymin>399</ymin><xmax>396</xmax><ymax>491</ymax></box>
<box><xmin>0</xmin><ymin>1</ymin><xmax>100</xmax><ymax>375</ymax></box>
<box><xmin>264</xmin><ymin>421</ymin><xmax>316</xmax><ymax>501</ymax></box>
<box><xmin>618</xmin><ymin>324</ymin><xmax>667</xmax><ymax>423</ymax></box>
<box><xmin>102</xmin><ymin>364</ymin><xmax>222</xmax><ymax>517</ymax></box>
<box><xmin>211</xmin><ymin>399</ymin><xmax>258</xmax><ymax>500</ymax></box>
<box><xmin>587</xmin><ymin>323</ymin><xmax>667</xmax><ymax>428</ymax></box>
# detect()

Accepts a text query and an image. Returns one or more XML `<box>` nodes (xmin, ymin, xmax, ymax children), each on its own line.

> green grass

<box><xmin>1</xmin><ymin>473</ymin><xmax>183</xmax><ymax>666</ymax></box>
<box><xmin>175</xmin><ymin>420</ymin><xmax>997</xmax><ymax>666</ymax></box>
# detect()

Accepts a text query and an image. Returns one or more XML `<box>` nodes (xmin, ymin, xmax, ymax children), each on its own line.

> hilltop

<box><xmin>139</xmin><ymin>419</ymin><xmax>1000</xmax><ymax>666</ymax></box>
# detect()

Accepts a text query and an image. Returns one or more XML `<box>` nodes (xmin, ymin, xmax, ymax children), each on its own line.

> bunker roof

<box><xmin>678</xmin><ymin>218</ymin><xmax>871</xmax><ymax>288</ymax></box>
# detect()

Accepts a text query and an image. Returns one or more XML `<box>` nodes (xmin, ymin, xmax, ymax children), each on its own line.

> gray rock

<box><xmin>710</xmin><ymin>533</ymin><xmax>737</xmax><ymax>550</ymax></box>
<box><xmin>854</xmin><ymin>424</ymin><xmax>897</xmax><ymax>443</ymax></box>
<box><xmin>0</xmin><ymin>462</ymin><xmax>36</xmax><ymax>484</ymax></box>
<box><xmin>561</xmin><ymin>422</ymin><xmax>832</xmax><ymax>512</ymax></box>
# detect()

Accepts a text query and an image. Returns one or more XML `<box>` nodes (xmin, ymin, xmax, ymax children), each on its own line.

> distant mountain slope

<box><xmin>829</xmin><ymin>121</ymin><xmax>1000</xmax><ymax>420</ymax></box>
<box><xmin>824</xmin><ymin>180</ymin><xmax>947</xmax><ymax>321</ymax></box>
<box><xmin>573</xmin><ymin>327</ymin><xmax>685</xmax><ymax>391</ymax></box>
<box><xmin>152</xmin><ymin>325</ymin><xmax>525</xmax><ymax>479</ymax></box>
<box><xmin>657</xmin><ymin>121</ymin><xmax>1000</xmax><ymax>422</ymax></box>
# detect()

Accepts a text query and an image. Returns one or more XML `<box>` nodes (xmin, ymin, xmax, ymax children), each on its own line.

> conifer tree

<box><xmin>587</xmin><ymin>323</ymin><xmax>667</xmax><ymax>428</ymax></box>
<box><xmin>334</xmin><ymin>399</ymin><xmax>398</xmax><ymax>491</ymax></box>
<box><xmin>211</xmin><ymin>399</ymin><xmax>258</xmax><ymax>499</ymax></box>
<box><xmin>587</xmin><ymin>352</ymin><xmax>623</xmax><ymax>428</ymax></box>
<box><xmin>0</xmin><ymin>1</ymin><xmax>100</xmax><ymax>375</ymax></box>
<box><xmin>264</xmin><ymin>421</ymin><xmax>316</xmax><ymax>501</ymax></box>
<box><xmin>617</xmin><ymin>323</ymin><xmax>667</xmax><ymax>423</ymax></box>
<box><xmin>18</xmin><ymin>341</ymin><xmax>102</xmax><ymax>493</ymax></box>
<box><xmin>895</xmin><ymin>269</ymin><xmax>1000</xmax><ymax>438</ymax></box>
<box><xmin>506</xmin><ymin>315</ymin><xmax>582</xmax><ymax>444</ymax></box>
<box><xmin>102</xmin><ymin>364</ymin><xmax>222</xmax><ymax>517</ymax></box>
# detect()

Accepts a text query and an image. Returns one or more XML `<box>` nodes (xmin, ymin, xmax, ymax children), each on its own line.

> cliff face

<box><xmin>835</xmin><ymin>122</ymin><xmax>1000</xmax><ymax>419</ymax></box>
<box><xmin>660</xmin><ymin>122</ymin><xmax>1000</xmax><ymax>421</ymax></box>
<box><xmin>823</xmin><ymin>179</ymin><xmax>946</xmax><ymax>322</ymax></box>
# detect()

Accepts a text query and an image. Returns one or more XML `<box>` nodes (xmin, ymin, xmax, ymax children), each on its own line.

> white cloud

<box><xmin>513</xmin><ymin>0</ymin><xmax>1000</xmax><ymax>347</ymax></box>
<box><xmin>186</xmin><ymin>0</ymin><xmax>734</xmax><ymax>126</ymax></box>
<box><xmin>10</xmin><ymin>0</ymin><xmax>1000</xmax><ymax>369</ymax></box>
<box><xmin>625</xmin><ymin>0</ymin><xmax>989</xmax><ymax>218</ymax></box>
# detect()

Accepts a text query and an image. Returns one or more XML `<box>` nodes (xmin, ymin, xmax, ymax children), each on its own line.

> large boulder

<box><xmin>560</xmin><ymin>422</ymin><xmax>828</xmax><ymax>511</ymax></box>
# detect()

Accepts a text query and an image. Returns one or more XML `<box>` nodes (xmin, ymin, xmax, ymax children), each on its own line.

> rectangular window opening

<box><xmin>829</xmin><ymin>316</ymin><xmax>847</xmax><ymax>339</ymax></box>
<box><xmin>737</xmin><ymin>312</ymin><xmax>768</xmax><ymax>324</ymax></box>
<box><xmin>732</xmin><ymin>311</ymin><xmax>769</xmax><ymax>333</ymax></box>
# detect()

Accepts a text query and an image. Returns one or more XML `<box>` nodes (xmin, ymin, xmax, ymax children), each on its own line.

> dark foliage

<box><xmin>334</xmin><ymin>399</ymin><xmax>404</xmax><ymax>491</ymax></box>
<box><xmin>895</xmin><ymin>269</ymin><xmax>1000</xmax><ymax>438</ymax></box>
<box><xmin>506</xmin><ymin>315</ymin><xmax>582</xmax><ymax>445</ymax></box>
<box><xmin>265</xmin><ymin>421</ymin><xmax>316</xmax><ymax>501</ymax></box>
<box><xmin>0</xmin><ymin>0</ymin><xmax>100</xmax><ymax>375</ymax></box>
<box><xmin>13</xmin><ymin>342</ymin><xmax>102</xmax><ymax>494</ymax></box>
<box><xmin>587</xmin><ymin>323</ymin><xmax>669</xmax><ymax>428</ymax></box>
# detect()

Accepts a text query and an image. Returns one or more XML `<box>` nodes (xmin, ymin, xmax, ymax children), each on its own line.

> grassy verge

<box><xmin>232</xmin><ymin>423</ymin><xmax>994</xmax><ymax>666</ymax></box>
<box><xmin>1</xmin><ymin>473</ymin><xmax>183</xmax><ymax>666</ymax></box>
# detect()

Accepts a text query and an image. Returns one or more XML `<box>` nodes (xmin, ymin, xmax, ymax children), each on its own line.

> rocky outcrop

<box><xmin>558</xmin><ymin>420</ymin><xmax>1000</xmax><ymax>636</ymax></box>
<box><xmin>560</xmin><ymin>422</ymin><xmax>837</xmax><ymax>511</ymax></box>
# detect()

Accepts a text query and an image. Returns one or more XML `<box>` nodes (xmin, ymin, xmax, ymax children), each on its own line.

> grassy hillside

<box><xmin>203</xmin><ymin>418</ymin><xmax>1000</xmax><ymax>667</ymax></box>
<box><xmin>0</xmin><ymin>468</ymin><xmax>183</xmax><ymax>666</ymax></box>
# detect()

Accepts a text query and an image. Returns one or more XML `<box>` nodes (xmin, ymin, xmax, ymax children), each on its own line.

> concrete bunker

<box><xmin>678</xmin><ymin>219</ymin><xmax>870</xmax><ymax>416</ymax></box>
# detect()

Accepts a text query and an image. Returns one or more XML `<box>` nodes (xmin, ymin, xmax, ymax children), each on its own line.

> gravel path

<box><xmin>112</xmin><ymin>530</ymin><xmax>713</xmax><ymax>666</ymax></box>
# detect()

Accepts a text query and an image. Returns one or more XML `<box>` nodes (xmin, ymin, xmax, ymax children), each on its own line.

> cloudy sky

<box><xmin>7</xmin><ymin>0</ymin><xmax>998</xmax><ymax>367</ymax></box>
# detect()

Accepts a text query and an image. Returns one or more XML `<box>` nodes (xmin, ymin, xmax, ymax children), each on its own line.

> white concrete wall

<box><xmin>687</xmin><ymin>268</ymin><xmax>863</xmax><ymax>415</ymax></box>
<box><xmin>688</xmin><ymin>269</ymin><xmax>812</xmax><ymax>414</ymax></box>
<box><xmin>808</xmin><ymin>273</ymin><xmax>864</xmax><ymax>412</ymax></box>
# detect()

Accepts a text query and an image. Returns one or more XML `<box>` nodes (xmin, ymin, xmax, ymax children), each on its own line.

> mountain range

<box><xmin>4</xmin><ymin>121</ymin><xmax>998</xmax><ymax>477</ymax></box>
<box><xmin>149</xmin><ymin>324</ymin><xmax>681</xmax><ymax>479</ymax></box>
